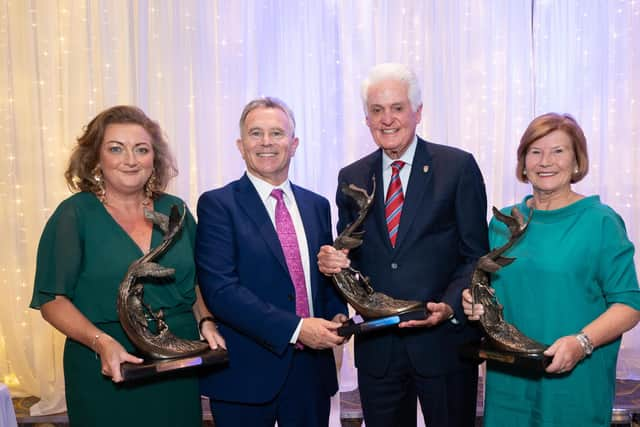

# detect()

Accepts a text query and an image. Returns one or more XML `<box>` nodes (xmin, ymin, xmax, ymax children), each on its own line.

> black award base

<box><xmin>121</xmin><ymin>347</ymin><xmax>229</xmax><ymax>382</ymax></box>
<box><xmin>460</xmin><ymin>340</ymin><xmax>551</xmax><ymax>373</ymax></box>
<box><xmin>337</xmin><ymin>308</ymin><xmax>428</xmax><ymax>337</ymax></box>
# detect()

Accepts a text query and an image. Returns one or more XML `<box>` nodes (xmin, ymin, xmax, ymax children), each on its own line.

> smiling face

<box><xmin>236</xmin><ymin>106</ymin><xmax>298</xmax><ymax>186</ymax></box>
<box><xmin>524</xmin><ymin>130</ymin><xmax>577</xmax><ymax>196</ymax></box>
<box><xmin>99</xmin><ymin>123</ymin><xmax>154</xmax><ymax>198</ymax></box>
<box><xmin>365</xmin><ymin>79</ymin><xmax>422</xmax><ymax>159</ymax></box>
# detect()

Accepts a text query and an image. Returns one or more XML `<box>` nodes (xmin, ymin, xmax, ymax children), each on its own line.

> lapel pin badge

<box><xmin>423</xmin><ymin>165</ymin><xmax>430</xmax><ymax>173</ymax></box>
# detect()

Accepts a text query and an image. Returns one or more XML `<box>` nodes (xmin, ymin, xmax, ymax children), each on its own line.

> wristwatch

<box><xmin>575</xmin><ymin>332</ymin><xmax>594</xmax><ymax>356</ymax></box>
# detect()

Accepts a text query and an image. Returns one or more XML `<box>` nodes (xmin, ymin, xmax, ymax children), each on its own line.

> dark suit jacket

<box><xmin>196</xmin><ymin>174</ymin><xmax>347</xmax><ymax>404</ymax></box>
<box><xmin>336</xmin><ymin>138</ymin><xmax>489</xmax><ymax>377</ymax></box>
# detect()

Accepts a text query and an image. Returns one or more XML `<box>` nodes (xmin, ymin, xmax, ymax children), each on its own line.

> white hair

<box><xmin>360</xmin><ymin>63</ymin><xmax>422</xmax><ymax>113</ymax></box>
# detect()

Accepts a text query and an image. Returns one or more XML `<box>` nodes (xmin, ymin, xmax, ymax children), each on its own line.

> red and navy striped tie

<box><xmin>385</xmin><ymin>160</ymin><xmax>405</xmax><ymax>247</ymax></box>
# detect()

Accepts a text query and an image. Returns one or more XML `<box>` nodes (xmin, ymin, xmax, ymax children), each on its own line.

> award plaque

<box><xmin>331</xmin><ymin>179</ymin><xmax>428</xmax><ymax>338</ymax></box>
<box><xmin>464</xmin><ymin>206</ymin><xmax>550</xmax><ymax>373</ymax></box>
<box><xmin>116</xmin><ymin>204</ymin><xmax>228</xmax><ymax>381</ymax></box>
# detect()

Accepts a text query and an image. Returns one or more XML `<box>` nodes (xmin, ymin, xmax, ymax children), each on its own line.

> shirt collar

<box><xmin>382</xmin><ymin>134</ymin><xmax>418</xmax><ymax>170</ymax></box>
<box><xmin>246</xmin><ymin>171</ymin><xmax>294</xmax><ymax>203</ymax></box>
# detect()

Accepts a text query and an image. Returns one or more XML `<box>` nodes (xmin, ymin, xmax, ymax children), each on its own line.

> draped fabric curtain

<box><xmin>1</xmin><ymin>0</ymin><xmax>638</xmax><ymax>415</ymax></box>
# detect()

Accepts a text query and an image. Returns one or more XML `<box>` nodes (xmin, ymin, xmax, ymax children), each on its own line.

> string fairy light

<box><xmin>0</xmin><ymin>0</ymin><xmax>639</xmax><ymax>413</ymax></box>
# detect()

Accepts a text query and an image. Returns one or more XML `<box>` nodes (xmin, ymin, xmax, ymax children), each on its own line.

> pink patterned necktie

<box><xmin>271</xmin><ymin>189</ymin><xmax>310</xmax><ymax>319</ymax></box>
<box><xmin>385</xmin><ymin>160</ymin><xmax>405</xmax><ymax>247</ymax></box>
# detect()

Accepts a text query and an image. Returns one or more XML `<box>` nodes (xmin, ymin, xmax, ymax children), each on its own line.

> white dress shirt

<box><xmin>246</xmin><ymin>172</ymin><xmax>313</xmax><ymax>343</ymax></box>
<box><xmin>381</xmin><ymin>135</ymin><xmax>418</xmax><ymax>198</ymax></box>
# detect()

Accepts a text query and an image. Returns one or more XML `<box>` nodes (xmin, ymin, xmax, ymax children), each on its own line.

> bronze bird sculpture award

<box><xmin>462</xmin><ymin>206</ymin><xmax>551</xmax><ymax>372</ymax></box>
<box><xmin>332</xmin><ymin>179</ymin><xmax>428</xmax><ymax>337</ymax></box>
<box><xmin>117</xmin><ymin>204</ymin><xmax>228</xmax><ymax>381</ymax></box>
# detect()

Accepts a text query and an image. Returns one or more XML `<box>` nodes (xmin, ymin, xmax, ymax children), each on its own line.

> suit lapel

<box><xmin>395</xmin><ymin>138</ymin><xmax>433</xmax><ymax>249</ymax></box>
<box><xmin>291</xmin><ymin>184</ymin><xmax>320</xmax><ymax>306</ymax></box>
<box><xmin>235</xmin><ymin>175</ymin><xmax>288</xmax><ymax>274</ymax></box>
<box><xmin>368</xmin><ymin>150</ymin><xmax>392</xmax><ymax>249</ymax></box>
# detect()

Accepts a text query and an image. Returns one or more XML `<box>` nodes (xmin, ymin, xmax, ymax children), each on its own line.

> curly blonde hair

<box><xmin>65</xmin><ymin>105</ymin><xmax>178</xmax><ymax>197</ymax></box>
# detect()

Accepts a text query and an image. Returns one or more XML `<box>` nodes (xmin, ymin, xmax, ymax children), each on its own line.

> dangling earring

<box><xmin>144</xmin><ymin>169</ymin><xmax>157</xmax><ymax>201</ymax></box>
<box><xmin>92</xmin><ymin>165</ymin><xmax>106</xmax><ymax>203</ymax></box>
<box><xmin>573</xmin><ymin>166</ymin><xmax>579</xmax><ymax>174</ymax></box>
<box><xmin>522</xmin><ymin>169</ymin><xmax>527</xmax><ymax>176</ymax></box>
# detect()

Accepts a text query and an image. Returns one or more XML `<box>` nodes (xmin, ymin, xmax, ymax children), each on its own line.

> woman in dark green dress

<box><xmin>30</xmin><ymin>105</ymin><xmax>226</xmax><ymax>427</ymax></box>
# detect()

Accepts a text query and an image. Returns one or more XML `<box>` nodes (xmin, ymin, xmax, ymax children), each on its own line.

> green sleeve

<box><xmin>597</xmin><ymin>211</ymin><xmax>640</xmax><ymax>309</ymax></box>
<box><xmin>30</xmin><ymin>200</ymin><xmax>83</xmax><ymax>308</ymax></box>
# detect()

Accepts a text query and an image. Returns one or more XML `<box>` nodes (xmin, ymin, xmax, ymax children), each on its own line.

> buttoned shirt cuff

<box><xmin>290</xmin><ymin>319</ymin><xmax>303</xmax><ymax>344</ymax></box>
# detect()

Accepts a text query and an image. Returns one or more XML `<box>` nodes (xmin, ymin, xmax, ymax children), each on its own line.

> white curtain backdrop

<box><xmin>1</xmin><ymin>0</ymin><xmax>639</xmax><ymax>415</ymax></box>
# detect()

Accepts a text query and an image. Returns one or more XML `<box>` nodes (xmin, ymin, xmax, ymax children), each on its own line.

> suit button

<box><xmin>288</xmin><ymin>294</ymin><xmax>295</xmax><ymax>301</ymax></box>
<box><xmin>391</xmin><ymin>262</ymin><xmax>398</xmax><ymax>269</ymax></box>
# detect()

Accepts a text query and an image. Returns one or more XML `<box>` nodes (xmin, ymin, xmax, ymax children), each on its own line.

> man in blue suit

<box><xmin>318</xmin><ymin>63</ymin><xmax>489</xmax><ymax>426</ymax></box>
<box><xmin>196</xmin><ymin>97</ymin><xmax>348</xmax><ymax>427</ymax></box>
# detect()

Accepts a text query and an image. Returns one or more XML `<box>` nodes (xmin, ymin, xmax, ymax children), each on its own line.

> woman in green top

<box><xmin>463</xmin><ymin>113</ymin><xmax>640</xmax><ymax>426</ymax></box>
<box><xmin>30</xmin><ymin>105</ymin><xmax>226</xmax><ymax>427</ymax></box>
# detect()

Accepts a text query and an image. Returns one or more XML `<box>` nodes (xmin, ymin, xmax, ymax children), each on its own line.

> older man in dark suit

<box><xmin>196</xmin><ymin>97</ymin><xmax>347</xmax><ymax>427</ymax></box>
<box><xmin>318</xmin><ymin>63</ymin><xmax>489</xmax><ymax>427</ymax></box>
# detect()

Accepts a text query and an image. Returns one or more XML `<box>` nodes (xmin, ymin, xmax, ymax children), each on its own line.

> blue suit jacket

<box><xmin>336</xmin><ymin>138</ymin><xmax>489</xmax><ymax>377</ymax></box>
<box><xmin>196</xmin><ymin>174</ymin><xmax>347</xmax><ymax>403</ymax></box>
